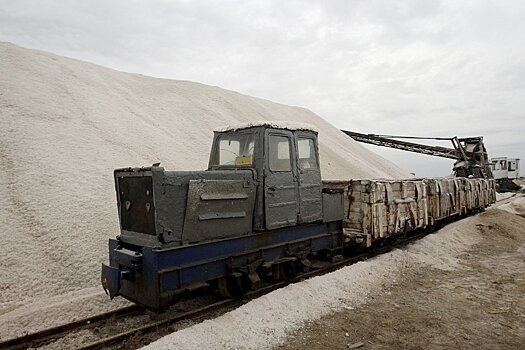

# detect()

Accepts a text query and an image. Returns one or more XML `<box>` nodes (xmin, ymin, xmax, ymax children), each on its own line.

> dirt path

<box><xmin>279</xmin><ymin>207</ymin><xmax>525</xmax><ymax>350</ymax></box>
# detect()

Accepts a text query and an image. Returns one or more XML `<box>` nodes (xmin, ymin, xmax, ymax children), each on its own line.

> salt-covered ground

<box><xmin>279</xmin><ymin>198</ymin><xmax>525</xmax><ymax>350</ymax></box>
<box><xmin>0</xmin><ymin>42</ymin><xmax>410</xmax><ymax>339</ymax></box>
<box><xmin>142</xmin><ymin>194</ymin><xmax>525</xmax><ymax>350</ymax></box>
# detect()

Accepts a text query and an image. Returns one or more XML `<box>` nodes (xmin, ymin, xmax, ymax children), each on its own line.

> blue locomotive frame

<box><xmin>102</xmin><ymin>221</ymin><xmax>343</xmax><ymax>309</ymax></box>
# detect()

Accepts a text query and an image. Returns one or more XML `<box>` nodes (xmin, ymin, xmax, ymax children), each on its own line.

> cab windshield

<box><xmin>213</xmin><ymin>132</ymin><xmax>256</xmax><ymax>166</ymax></box>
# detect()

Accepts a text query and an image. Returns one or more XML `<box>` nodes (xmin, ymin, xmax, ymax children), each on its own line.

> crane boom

<box><xmin>340</xmin><ymin>130</ymin><xmax>493</xmax><ymax>179</ymax></box>
<box><xmin>340</xmin><ymin>131</ymin><xmax>461</xmax><ymax>160</ymax></box>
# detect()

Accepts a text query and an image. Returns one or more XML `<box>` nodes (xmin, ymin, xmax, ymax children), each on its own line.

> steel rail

<box><xmin>0</xmin><ymin>305</ymin><xmax>142</xmax><ymax>350</ymax></box>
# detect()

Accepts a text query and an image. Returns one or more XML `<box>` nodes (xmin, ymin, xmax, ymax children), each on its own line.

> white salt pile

<box><xmin>142</xmin><ymin>215</ymin><xmax>485</xmax><ymax>350</ymax></box>
<box><xmin>0</xmin><ymin>42</ymin><xmax>410</xmax><ymax>337</ymax></box>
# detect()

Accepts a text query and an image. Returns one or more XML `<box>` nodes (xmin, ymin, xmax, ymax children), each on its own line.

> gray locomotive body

<box><xmin>101</xmin><ymin>123</ymin><xmax>496</xmax><ymax>310</ymax></box>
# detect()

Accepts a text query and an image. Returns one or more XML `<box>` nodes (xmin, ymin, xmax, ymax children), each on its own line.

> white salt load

<box><xmin>0</xmin><ymin>42</ymin><xmax>411</xmax><ymax>338</ymax></box>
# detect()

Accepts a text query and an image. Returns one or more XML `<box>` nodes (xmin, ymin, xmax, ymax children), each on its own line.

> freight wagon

<box><xmin>101</xmin><ymin>122</ymin><xmax>496</xmax><ymax>310</ymax></box>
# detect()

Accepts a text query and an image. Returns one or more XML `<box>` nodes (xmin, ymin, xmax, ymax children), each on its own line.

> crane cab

<box><xmin>490</xmin><ymin>157</ymin><xmax>521</xmax><ymax>192</ymax></box>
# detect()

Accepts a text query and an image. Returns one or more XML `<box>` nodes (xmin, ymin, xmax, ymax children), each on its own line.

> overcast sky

<box><xmin>1</xmin><ymin>0</ymin><xmax>524</xmax><ymax>176</ymax></box>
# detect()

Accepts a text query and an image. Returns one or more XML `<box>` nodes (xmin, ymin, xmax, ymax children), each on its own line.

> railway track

<box><xmin>0</xmin><ymin>305</ymin><xmax>142</xmax><ymax>350</ymax></box>
<box><xmin>79</xmin><ymin>228</ymin><xmax>430</xmax><ymax>350</ymax></box>
<box><xmin>1</xmin><ymin>207</ymin><xmax>499</xmax><ymax>350</ymax></box>
<box><xmin>0</xmin><ymin>229</ymin><xmax>429</xmax><ymax>350</ymax></box>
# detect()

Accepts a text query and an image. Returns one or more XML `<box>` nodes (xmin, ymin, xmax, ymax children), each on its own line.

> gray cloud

<box><xmin>1</xmin><ymin>0</ymin><xmax>523</xmax><ymax>176</ymax></box>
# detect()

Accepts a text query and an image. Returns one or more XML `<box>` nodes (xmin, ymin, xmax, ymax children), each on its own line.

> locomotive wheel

<box><xmin>217</xmin><ymin>274</ymin><xmax>251</xmax><ymax>298</ymax></box>
<box><xmin>272</xmin><ymin>261</ymin><xmax>297</xmax><ymax>281</ymax></box>
<box><xmin>298</xmin><ymin>258</ymin><xmax>312</xmax><ymax>273</ymax></box>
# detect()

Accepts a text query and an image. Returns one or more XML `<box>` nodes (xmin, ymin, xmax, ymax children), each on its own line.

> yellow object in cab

<box><xmin>235</xmin><ymin>156</ymin><xmax>252</xmax><ymax>165</ymax></box>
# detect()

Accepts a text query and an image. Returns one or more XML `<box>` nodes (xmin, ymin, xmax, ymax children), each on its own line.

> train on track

<box><xmin>101</xmin><ymin>122</ymin><xmax>496</xmax><ymax>310</ymax></box>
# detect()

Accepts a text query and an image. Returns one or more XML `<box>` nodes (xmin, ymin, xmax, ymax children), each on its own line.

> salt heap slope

<box><xmin>0</xmin><ymin>42</ymin><xmax>410</xmax><ymax>320</ymax></box>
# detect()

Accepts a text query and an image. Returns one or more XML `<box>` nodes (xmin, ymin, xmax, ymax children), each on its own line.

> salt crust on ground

<box><xmin>497</xmin><ymin>197</ymin><xmax>525</xmax><ymax>216</ymax></box>
<box><xmin>0</xmin><ymin>42</ymin><xmax>410</xmax><ymax>338</ymax></box>
<box><xmin>142</xmin><ymin>213</ymin><xmax>486</xmax><ymax>350</ymax></box>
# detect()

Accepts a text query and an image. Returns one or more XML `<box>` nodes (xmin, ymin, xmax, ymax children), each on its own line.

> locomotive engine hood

<box><xmin>114</xmin><ymin>166</ymin><xmax>257</xmax><ymax>247</ymax></box>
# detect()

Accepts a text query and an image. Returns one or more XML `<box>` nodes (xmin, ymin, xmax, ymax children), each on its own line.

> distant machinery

<box><xmin>490</xmin><ymin>157</ymin><xmax>521</xmax><ymax>192</ymax></box>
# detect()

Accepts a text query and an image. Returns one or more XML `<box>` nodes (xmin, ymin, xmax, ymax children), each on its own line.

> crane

<box><xmin>341</xmin><ymin>130</ymin><xmax>493</xmax><ymax>179</ymax></box>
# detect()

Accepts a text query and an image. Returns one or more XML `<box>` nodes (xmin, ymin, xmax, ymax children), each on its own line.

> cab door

<box><xmin>264</xmin><ymin>130</ymin><xmax>298</xmax><ymax>230</ymax></box>
<box><xmin>295</xmin><ymin>132</ymin><xmax>323</xmax><ymax>223</ymax></box>
<box><xmin>508</xmin><ymin>159</ymin><xmax>518</xmax><ymax>179</ymax></box>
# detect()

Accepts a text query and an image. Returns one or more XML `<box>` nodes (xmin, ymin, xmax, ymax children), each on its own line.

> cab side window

<box><xmin>298</xmin><ymin>137</ymin><xmax>318</xmax><ymax>170</ymax></box>
<box><xmin>269</xmin><ymin>135</ymin><xmax>291</xmax><ymax>171</ymax></box>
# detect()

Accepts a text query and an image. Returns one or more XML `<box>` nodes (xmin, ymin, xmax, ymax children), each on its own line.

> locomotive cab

<box><xmin>209</xmin><ymin>123</ymin><xmax>323</xmax><ymax>231</ymax></box>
